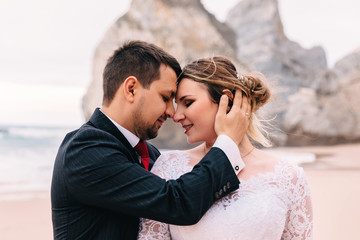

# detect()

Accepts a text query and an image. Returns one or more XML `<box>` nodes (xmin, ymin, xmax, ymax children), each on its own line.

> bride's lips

<box><xmin>182</xmin><ymin>124</ymin><xmax>193</xmax><ymax>134</ymax></box>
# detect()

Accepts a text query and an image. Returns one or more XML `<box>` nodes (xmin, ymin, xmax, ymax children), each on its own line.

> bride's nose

<box><xmin>173</xmin><ymin>109</ymin><xmax>184</xmax><ymax>123</ymax></box>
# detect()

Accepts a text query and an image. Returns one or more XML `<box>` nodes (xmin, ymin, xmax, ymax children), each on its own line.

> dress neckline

<box><xmin>174</xmin><ymin>150</ymin><xmax>294</xmax><ymax>185</ymax></box>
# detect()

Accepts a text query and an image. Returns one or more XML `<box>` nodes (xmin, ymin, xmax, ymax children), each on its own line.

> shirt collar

<box><xmin>100</xmin><ymin>109</ymin><xmax>140</xmax><ymax>147</ymax></box>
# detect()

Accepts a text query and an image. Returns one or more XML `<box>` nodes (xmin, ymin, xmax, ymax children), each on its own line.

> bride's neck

<box><xmin>202</xmin><ymin>136</ymin><xmax>254</xmax><ymax>158</ymax></box>
<box><xmin>203</xmin><ymin>139</ymin><xmax>215</xmax><ymax>155</ymax></box>
<box><xmin>238</xmin><ymin>136</ymin><xmax>254</xmax><ymax>156</ymax></box>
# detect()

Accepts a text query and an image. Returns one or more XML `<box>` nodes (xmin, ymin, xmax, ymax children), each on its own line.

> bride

<box><xmin>138</xmin><ymin>56</ymin><xmax>313</xmax><ymax>239</ymax></box>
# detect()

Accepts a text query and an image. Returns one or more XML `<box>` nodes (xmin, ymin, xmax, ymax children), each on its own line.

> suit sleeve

<box><xmin>64</xmin><ymin>128</ymin><xmax>240</xmax><ymax>225</ymax></box>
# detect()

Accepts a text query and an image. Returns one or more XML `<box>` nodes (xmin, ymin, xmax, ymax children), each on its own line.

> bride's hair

<box><xmin>178</xmin><ymin>56</ymin><xmax>272</xmax><ymax>147</ymax></box>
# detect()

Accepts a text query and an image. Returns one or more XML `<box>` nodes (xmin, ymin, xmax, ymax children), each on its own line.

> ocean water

<box><xmin>0</xmin><ymin>125</ymin><xmax>75</xmax><ymax>200</ymax></box>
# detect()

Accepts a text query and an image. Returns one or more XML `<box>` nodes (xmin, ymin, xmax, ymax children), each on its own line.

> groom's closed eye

<box><xmin>161</xmin><ymin>91</ymin><xmax>175</xmax><ymax>103</ymax></box>
<box><xmin>162</xmin><ymin>95</ymin><xmax>170</xmax><ymax>102</ymax></box>
<box><xmin>162</xmin><ymin>94</ymin><xmax>173</xmax><ymax>102</ymax></box>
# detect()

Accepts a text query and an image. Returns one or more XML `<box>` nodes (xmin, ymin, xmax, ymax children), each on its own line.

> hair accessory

<box><xmin>237</xmin><ymin>74</ymin><xmax>245</xmax><ymax>84</ymax></box>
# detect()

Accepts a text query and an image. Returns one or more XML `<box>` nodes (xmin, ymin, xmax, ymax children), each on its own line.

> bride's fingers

<box><xmin>241</xmin><ymin>93</ymin><xmax>246</xmax><ymax>110</ymax></box>
<box><xmin>231</xmin><ymin>89</ymin><xmax>243</xmax><ymax>112</ymax></box>
<box><xmin>241</xmin><ymin>95</ymin><xmax>251</xmax><ymax>117</ymax></box>
<box><xmin>217</xmin><ymin>95</ymin><xmax>229</xmax><ymax>116</ymax></box>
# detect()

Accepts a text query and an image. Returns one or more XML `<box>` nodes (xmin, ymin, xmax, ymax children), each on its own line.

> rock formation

<box><xmin>226</xmin><ymin>0</ymin><xmax>328</xmax><ymax>144</ymax></box>
<box><xmin>82</xmin><ymin>0</ymin><xmax>360</xmax><ymax>147</ymax></box>
<box><xmin>283</xmin><ymin>48</ymin><xmax>360</xmax><ymax>145</ymax></box>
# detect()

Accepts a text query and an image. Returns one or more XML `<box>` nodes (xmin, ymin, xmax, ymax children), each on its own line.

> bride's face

<box><xmin>174</xmin><ymin>78</ymin><xmax>218</xmax><ymax>144</ymax></box>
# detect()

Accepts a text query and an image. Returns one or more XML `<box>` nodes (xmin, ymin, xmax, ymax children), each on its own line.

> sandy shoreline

<box><xmin>1</xmin><ymin>143</ymin><xmax>359</xmax><ymax>239</ymax></box>
<box><xmin>0</xmin><ymin>194</ymin><xmax>52</xmax><ymax>240</ymax></box>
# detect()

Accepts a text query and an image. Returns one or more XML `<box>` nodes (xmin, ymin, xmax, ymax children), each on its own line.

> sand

<box><xmin>0</xmin><ymin>194</ymin><xmax>52</xmax><ymax>240</ymax></box>
<box><xmin>1</xmin><ymin>143</ymin><xmax>359</xmax><ymax>239</ymax></box>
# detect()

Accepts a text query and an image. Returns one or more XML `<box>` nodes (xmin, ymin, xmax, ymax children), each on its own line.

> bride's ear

<box><xmin>222</xmin><ymin>89</ymin><xmax>234</xmax><ymax>113</ymax></box>
<box><xmin>222</xmin><ymin>89</ymin><xmax>234</xmax><ymax>102</ymax></box>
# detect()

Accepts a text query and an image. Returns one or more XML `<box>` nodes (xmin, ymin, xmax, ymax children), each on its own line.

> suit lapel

<box><xmin>88</xmin><ymin>108</ymin><xmax>139</xmax><ymax>163</ymax></box>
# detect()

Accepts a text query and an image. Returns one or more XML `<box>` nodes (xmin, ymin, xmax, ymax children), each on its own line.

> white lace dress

<box><xmin>138</xmin><ymin>151</ymin><xmax>313</xmax><ymax>240</ymax></box>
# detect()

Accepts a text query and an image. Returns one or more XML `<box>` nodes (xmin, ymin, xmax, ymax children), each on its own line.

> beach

<box><xmin>1</xmin><ymin>143</ymin><xmax>359</xmax><ymax>239</ymax></box>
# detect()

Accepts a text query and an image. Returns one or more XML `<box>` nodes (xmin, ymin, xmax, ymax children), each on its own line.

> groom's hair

<box><xmin>102</xmin><ymin>40</ymin><xmax>181</xmax><ymax>106</ymax></box>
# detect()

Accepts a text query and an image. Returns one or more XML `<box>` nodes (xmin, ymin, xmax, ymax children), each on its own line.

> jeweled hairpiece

<box><xmin>237</xmin><ymin>73</ymin><xmax>245</xmax><ymax>84</ymax></box>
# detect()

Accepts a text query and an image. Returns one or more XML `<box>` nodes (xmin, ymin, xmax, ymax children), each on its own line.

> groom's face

<box><xmin>132</xmin><ymin>64</ymin><xmax>177</xmax><ymax>140</ymax></box>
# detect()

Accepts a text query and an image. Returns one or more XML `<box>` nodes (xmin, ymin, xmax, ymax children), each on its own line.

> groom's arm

<box><xmin>64</xmin><ymin>133</ymin><xmax>239</xmax><ymax>225</ymax></box>
<box><xmin>213</xmin><ymin>134</ymin><xmax>244</xmax><ymax>175</ymax></box>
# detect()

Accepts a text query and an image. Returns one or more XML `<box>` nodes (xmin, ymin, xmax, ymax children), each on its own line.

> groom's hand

<box><xmin>215</xmin><ymin>89</ymin><xmax>250</xmax><ymax>145</ymax></box>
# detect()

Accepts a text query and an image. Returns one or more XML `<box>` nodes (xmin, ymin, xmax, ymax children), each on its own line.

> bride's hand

<box><xmin>214</xmin><ymin>89</ymin><xmax>250</xmax><ymax>145</ymax></box>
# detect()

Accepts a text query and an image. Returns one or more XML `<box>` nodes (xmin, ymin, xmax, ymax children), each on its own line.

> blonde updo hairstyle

<box><xmin>177</xmin><ymin>56</ymin><xmax>272</xmax><ymax>147</ymax></box>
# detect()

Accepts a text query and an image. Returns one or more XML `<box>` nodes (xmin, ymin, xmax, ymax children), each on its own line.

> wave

<box><xmin>0</xmin><ymin>125</ymin><xmax>74</xmax><ymax>140</ymax></box>
<box><xmin>0</xmin><ymin>125</ymin><xmax>65</xmax><ymax>198</ymax></box>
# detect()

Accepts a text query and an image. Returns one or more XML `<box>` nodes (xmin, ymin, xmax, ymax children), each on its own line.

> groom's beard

<box><xmin>133</xmin><ymin>110</ymin><xmax>166</xmax><ymax>140</ymax></box>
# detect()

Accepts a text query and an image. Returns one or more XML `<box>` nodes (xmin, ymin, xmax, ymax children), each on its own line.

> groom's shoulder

<box><xmin>62</xmin><ymin>121</ymin><xmax>115</xmax><ymax>145</ymax></box>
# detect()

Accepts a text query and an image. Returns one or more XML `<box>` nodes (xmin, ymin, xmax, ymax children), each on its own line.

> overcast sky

<box><xmin>0</xmin><ymin>0</ymin><xmax>359</xmax><ymax>126</ymax></box>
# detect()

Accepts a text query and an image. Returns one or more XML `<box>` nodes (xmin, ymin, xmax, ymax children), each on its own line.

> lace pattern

<box><xmin>138</xmin><ymin>151</ymin><xmax>313</xmax><ymax>240</ymax></box>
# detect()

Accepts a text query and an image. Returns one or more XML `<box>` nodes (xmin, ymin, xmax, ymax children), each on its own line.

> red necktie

<box><xmin>134</xmin><ymin>141</ymin><xmax>150</xmax><ymax>170</ymax></box>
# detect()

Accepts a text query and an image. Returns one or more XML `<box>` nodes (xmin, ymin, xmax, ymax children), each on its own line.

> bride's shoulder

<box><xmin>272</xmin><ymin>158</ymin><xmax>307</xmax><ymax>184</ymax></box>
<box><xmin>259</xmin><ymin>151</ymin><xmax>302</xmax><ymax>171</ymax></box>
<box><xmin>255</xmin><ymin>150</ymin><xmax>305</xmax><ymax>180</ymax></box>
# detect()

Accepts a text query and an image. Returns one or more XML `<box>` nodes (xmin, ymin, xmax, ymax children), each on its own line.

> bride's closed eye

<box><xmin>184</xmin><ymin>100</ymin><xmax>194</xmax><ymax>107</ymax></box>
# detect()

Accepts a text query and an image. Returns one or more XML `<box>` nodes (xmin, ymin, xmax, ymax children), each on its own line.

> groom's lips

<box><xmin>157</xmin><ymin>117</ymin><xmax>166</xmax><ymax>127</ymax></box>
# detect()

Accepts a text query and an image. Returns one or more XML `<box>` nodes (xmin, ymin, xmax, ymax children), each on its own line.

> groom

<box><xmin>51</xmin><ymin>40</ymin><xmax>248</xmax><ymax>239</ymax></box>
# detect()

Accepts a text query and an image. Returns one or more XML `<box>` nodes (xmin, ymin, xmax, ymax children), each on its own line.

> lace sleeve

<box><xmin>138</xmin><ymin>151</ymin><xmax>188</xmax><ymax>239</ymax></box>
<box><xmin>138</xmin><ymin>218</ymin><xmax>171</xmax><ymax>240</ymax></box>
<box><xmin>282</xmin><ymin>166</ymin><xmax>313</xmax><ymax>240</ymax></box>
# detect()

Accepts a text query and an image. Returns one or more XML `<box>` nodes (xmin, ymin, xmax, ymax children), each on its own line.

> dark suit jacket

<box><xmin>51</xmin><ymin>108</ymin><xmax>240</xmax><ymax>239</ymax></box>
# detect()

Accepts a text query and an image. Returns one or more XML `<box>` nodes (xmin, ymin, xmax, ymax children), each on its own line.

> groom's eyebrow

<box><xmin>163</xmin><ymin>90</ymin><xmax>175</xmax><ymax>98</ymax></box>
<box><xmin>170</xmin><ymin>91</ymin><xmax>176</xmax><ymax>98</ymax></box>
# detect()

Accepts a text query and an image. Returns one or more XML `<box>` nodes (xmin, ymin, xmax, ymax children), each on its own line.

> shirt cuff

<box><xmin>213</xmin><ymin>135</ymin><xmax>245</xmax><ymax>175</ymax></box>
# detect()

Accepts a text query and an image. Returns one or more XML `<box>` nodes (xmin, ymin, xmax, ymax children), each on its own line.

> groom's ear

<box><xmin>123</xmin><ymin>76</ymin><xmax>139</xmax><ymax>103</ymax></box>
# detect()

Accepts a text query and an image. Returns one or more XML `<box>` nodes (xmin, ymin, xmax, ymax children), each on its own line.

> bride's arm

<box><xmin>282</xmin><ymin>167</ymin><xmax>313</xmax><ymax>240</ymax></box>
<box><xmin>138</xmin><ymin>218</ymin><xmax>171</xmax><ymax>240</ymax></box>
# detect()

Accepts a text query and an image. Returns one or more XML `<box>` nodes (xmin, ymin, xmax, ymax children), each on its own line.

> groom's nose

<box><xmin>165</xmin><ymin>101</ymin><xmax>175</xmax><ymax>118</ymax></box>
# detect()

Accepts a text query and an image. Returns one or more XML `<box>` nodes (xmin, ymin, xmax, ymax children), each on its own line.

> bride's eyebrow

<box><xmin>175</xmin><ymin>95</ymin><xmax>194</xmax><ymax>103</ymax></box>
